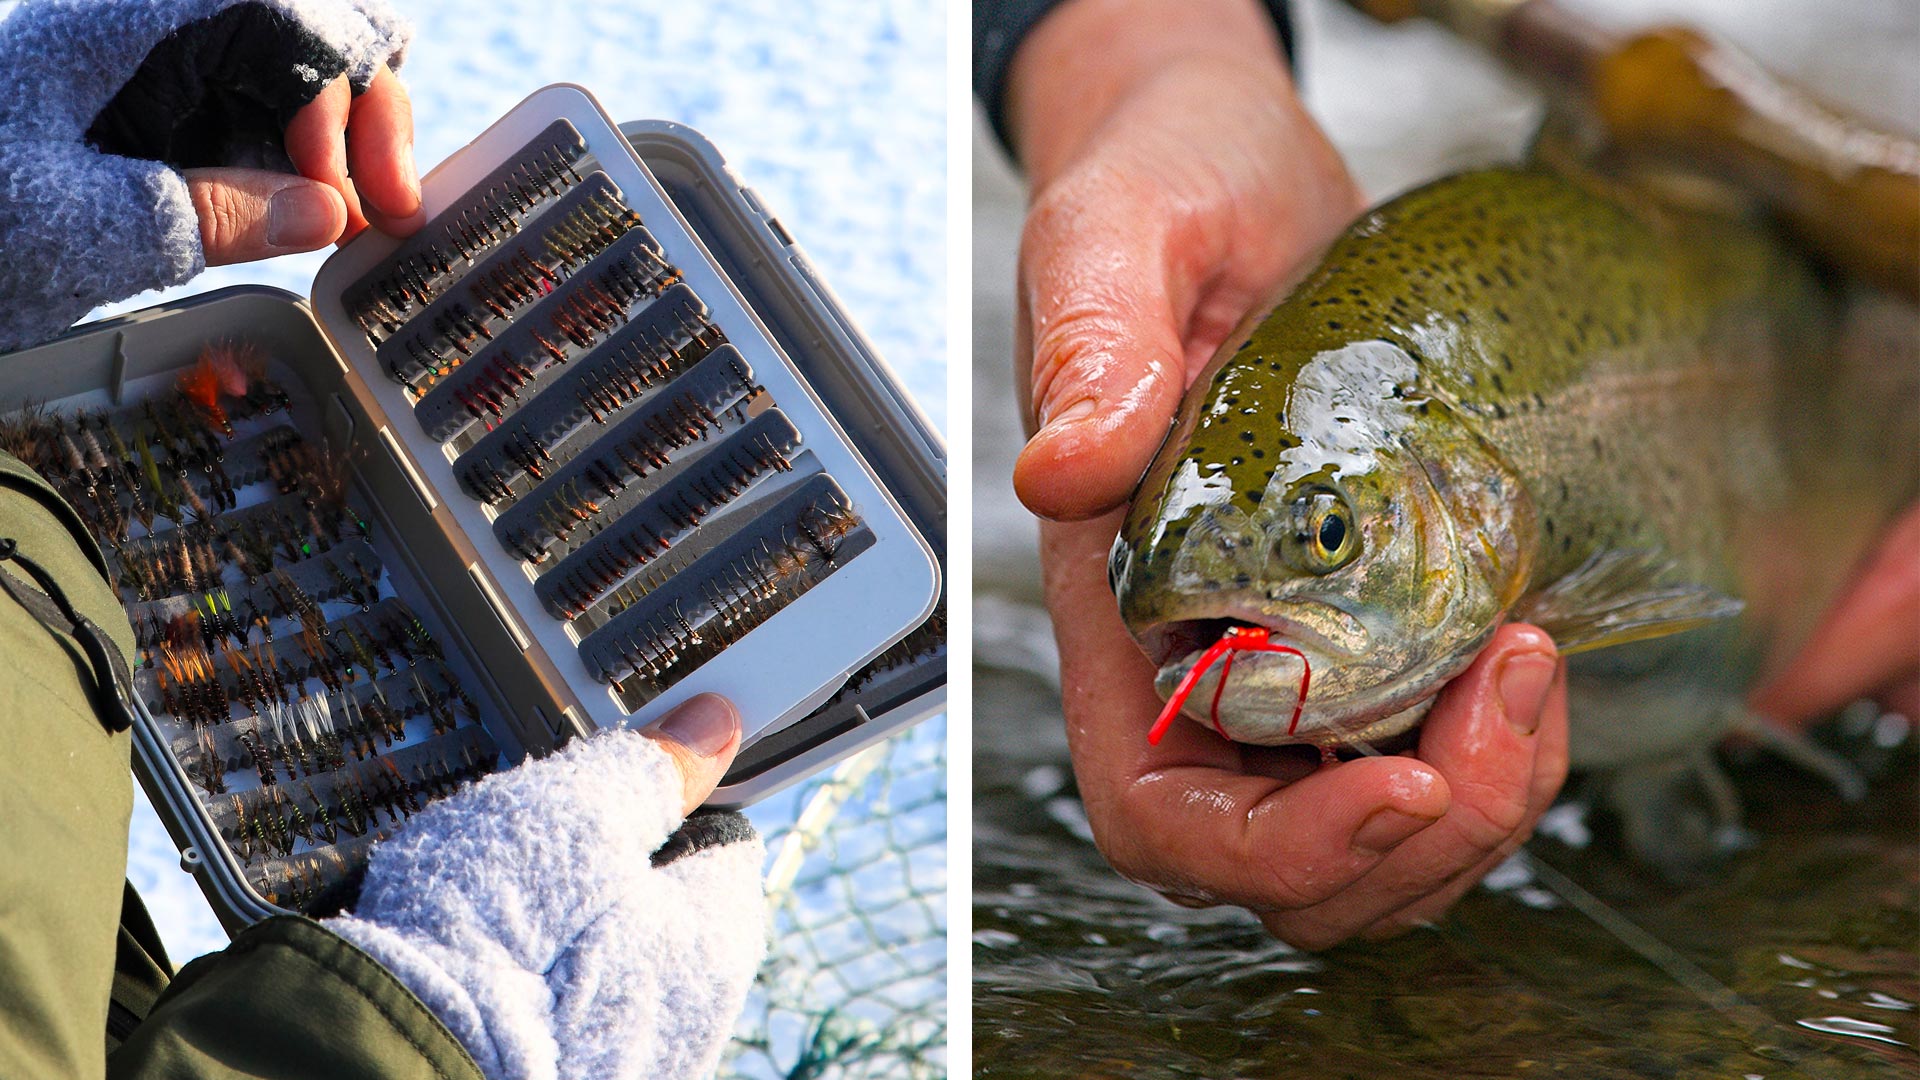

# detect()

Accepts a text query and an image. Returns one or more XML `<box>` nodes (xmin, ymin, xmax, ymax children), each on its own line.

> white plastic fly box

<box><xmin>0</xmin><ymin>85</ymin><xmax>945</xmax><ymax>930</ymax></box>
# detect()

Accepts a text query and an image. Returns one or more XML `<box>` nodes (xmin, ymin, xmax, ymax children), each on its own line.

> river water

<box><xmin>971</xmin><ymin>1</ymin><xmax>1918</xmax><ymax>1075</ymax></box>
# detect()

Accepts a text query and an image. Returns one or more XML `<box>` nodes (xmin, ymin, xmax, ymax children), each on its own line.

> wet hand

<box><xmin>1005</xmin><ymin>0</ymin><xmax>1363</xmax><ymax>521</ymax></box>
<box><xmin>1750</xmin><ymin>501</ymin><xmax>1920</xmax><ymax>724</ymax></box>
<box><xmin>1045</xmin><ymin>513</ymin><xmax>1569</xmax><ymax>949</ymax></box>
<box><xmin>1009</xmin><ymin>0</ymin><xmax>1564</xmax><ymax>947</ymax></box>
<box><xmin>192</xmin><ymin>67</ymin><xmax>424</xmax><ymax>265</ymax></box>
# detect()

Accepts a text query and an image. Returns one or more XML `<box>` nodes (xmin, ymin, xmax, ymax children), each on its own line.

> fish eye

<box><xmin>1317</xmin><ymin>513</ymin><xmax>1346</xmax><ymax>554</ymax></box>
<box><xmin>1283</xmin><ymin>487</ymin><xmax>1359</xmax><ymax>574</ymax></box>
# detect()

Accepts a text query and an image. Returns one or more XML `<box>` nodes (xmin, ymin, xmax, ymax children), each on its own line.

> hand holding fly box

<box><xmin>0</xmin><ymin>86</ymin><xmax>944</xmax><ymax>930</ymax></box>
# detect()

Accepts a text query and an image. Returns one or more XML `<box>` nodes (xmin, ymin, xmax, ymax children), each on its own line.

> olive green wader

<box><xmin>0</xmin><ymin>452</ymin><xmax>483</xmax><ymax>1080</ymax></box>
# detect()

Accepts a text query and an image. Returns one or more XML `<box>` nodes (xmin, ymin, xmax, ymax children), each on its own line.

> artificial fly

<box><xmin>1146</xmin><ymin>625</ymin><xmax>1311</xmax><ymax>746</ymax></box>
<box><xmin>176</xmin><ymin>356</ymin><xmax>234</xmax><ymax>436</ymax></box>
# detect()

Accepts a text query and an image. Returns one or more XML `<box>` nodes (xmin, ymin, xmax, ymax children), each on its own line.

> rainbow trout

<box><xmin>1112</xmin><ymin>167</ymin><xmax>1916</xmax><ymax>837</ymax></box>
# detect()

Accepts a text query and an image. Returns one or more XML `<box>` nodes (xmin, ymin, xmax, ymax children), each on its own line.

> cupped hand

<box><xmin>1045</xmin><ymin>514</ymin><xmax>1568</xmax><ymax>950</ymax></box>
<box><xmin>1008</xmin><ymin>0</ymin><xmax>1569</xmax><ymax>948</ymax></box>
<box><xmin>188</xmin><ymin>67</ymin><xmax>423</xmax><ymax>266</ymax></box>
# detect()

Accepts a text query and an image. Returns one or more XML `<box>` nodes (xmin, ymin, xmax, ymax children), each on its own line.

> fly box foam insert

<box><xmin>0</xmin><ymin>86</ymin><xmax>943</xmax><ymax>931</ymax></box>
<box><xmin>311</xmin><ymin>86</ymin><xmax>939</xmax><ymax>740</ymax></box>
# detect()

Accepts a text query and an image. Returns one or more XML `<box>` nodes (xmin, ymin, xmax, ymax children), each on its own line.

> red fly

<box><xmin>1147</xmin><ymin>625</ymin><xmax>1311</xmax><ymax>745</ymax></box>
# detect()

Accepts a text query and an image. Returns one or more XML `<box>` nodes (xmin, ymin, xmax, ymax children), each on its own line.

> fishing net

<box><xmin>725</xmin><ymin>713</ymin><xmax>947</xmax><ymax>1079</ymax></box>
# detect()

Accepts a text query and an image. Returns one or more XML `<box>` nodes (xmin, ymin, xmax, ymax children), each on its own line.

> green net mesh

<box><xmin>726</xmin><ymin>714</ymin><xmax>947</xmax><ymax>1079</ymax></box>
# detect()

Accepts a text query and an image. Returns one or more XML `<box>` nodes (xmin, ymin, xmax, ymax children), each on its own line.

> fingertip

<box><xmin>263</xmin><ymin>179</ymin><xmax>348</xmax><ymax>251</ymax></box>
<box><xmin>347</xmin><ymin>67</ymin><xmax>423</xmax><ymax>229</ymax></box>
<box><xmin>365</xmin><ymin>203</ymin><xmax>428</xmax><ymax>240</ymax></box>
<box><xmin>642</xmin><ymin>693</ymin><xmax>742</xmax><ymax>813</ymax></box>
<box><xmin>1011</xmin><ymin>424</ymin><xmax>1141</xmax><ymax>521</ymax></box>
<box><xmin>1269</xmin><ymin>754</ymin><xmax>1447</xmax><ymax>857</ymax></box>
<box><xmin>1495</xmin><ymin>622</ymin><xmax>1557</xmax><ymax>658</ymax></box>
<box><xmin>1377</xmin><ymin>758</ymin><xmax>1450</xmax><ymax>819</ymax></box>
<box><xmin>191</xmin><ymin>169</ymin><xmax>349</xmax><ymax>264</ymax></box>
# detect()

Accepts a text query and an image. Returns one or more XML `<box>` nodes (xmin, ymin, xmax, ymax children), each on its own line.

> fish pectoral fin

<box><xmin>1515</xmin><ymin>549</ymin><xmax>1743</xmax><ymax>655</ymax></box>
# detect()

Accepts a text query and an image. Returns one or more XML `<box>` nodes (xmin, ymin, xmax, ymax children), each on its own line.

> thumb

<box><xmin>183</xmin><ymin>168</ymin><xmax>347</xmax><ymax>265</ymax></box>
<box><xmin>640</xmin><ymin>693</ymin><xmax>743</xmax><ymax>814</ymax></box>
<box><xmin>1012</xmin><ymin>175</ymin><xmax>1188</xmax><ymax>523</ymax></box>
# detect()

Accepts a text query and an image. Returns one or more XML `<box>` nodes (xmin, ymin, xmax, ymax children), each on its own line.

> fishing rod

<box><xmin>1338</xmin><ymin>0</ymin><xmax>1920</xmax><ymax>300</ymax></box>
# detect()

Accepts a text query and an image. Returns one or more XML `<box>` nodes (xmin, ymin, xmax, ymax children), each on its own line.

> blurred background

<box><xmin>36</xmin><ymin>0</ymin><xmax>948</xmax><ymax>1075</ymax></box>
<box><xmin>974</xmin><ymin>1</ymin><xmax>1918</xmax><ymax>1076</ymax></box>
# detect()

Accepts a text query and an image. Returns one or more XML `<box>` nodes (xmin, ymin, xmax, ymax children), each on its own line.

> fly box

<box><xmin>0</xmin><ymin>86</ymin><xmax>945</xmax><ymax>932</ymax></box>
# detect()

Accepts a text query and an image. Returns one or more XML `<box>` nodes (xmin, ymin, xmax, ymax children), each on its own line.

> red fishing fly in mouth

<box><xmin>1147</xmin><ymin>625</ymin><xmax>1311</xmax><ymax>745</ymax></box>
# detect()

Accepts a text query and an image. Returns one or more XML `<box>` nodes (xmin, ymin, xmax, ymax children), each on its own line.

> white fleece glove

<box><xmin>326</xmin><ymin>710</ymin><xmax>767</xmax><ymax>1080</ymax></box>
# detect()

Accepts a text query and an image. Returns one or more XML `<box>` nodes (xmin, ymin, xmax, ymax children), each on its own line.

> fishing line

<box><xmin>1520</xmin><ymin>850</ymin><xmax>1814</xmax><ymax>1062</ymax></box>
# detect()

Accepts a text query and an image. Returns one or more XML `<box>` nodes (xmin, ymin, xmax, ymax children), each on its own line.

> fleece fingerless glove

<box><xmin>0</xmin><ymin>0</ymin><xmax>411</xmax><ymax>353</ymax></box>
<box><xmin>327</xmin><ymin>731</ymin><xmax>769</xmax><ymax>1080</ymax></box>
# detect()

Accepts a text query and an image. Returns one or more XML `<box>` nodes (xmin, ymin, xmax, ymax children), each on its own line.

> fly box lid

<box><xmin>0</xmin><ymin>85</ymin><xmax>945</xmax><ymax>931</ymax></box>
<box><xmin>311</xmin><ymin>85</ymin><xmax>941</xmax><ymax>746</ymax></box>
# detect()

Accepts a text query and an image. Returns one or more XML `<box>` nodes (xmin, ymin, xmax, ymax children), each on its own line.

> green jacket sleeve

<box><xmin>0</xmin><ymin>455</ymin><xmax>481</xmax><ymax>1080</ymax></box>
<box><xmin>0</xmin><ymin>469</ymin><xmax>140</xmax><ymax>1080</ymax></box>
<box><xmin>108</xmin><ymin>917</ymin><xmax>480</xmax><ymax>1080</ymax></box>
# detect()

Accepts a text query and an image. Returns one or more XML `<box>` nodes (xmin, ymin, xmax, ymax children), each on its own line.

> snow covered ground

<box><xmin>58</xmin><ymin>0</ymin><xmax>947</xmax><ymax>964</ymax></box>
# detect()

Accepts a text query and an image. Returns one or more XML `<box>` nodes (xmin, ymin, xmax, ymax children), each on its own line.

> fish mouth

<box><xmin>1137</xmin><ymin>601</ymin><xmax>1361</xmax><ymax>671</ymax></box>
<box><xmin>1136</xmin><ymin>609</ymin><xmax>1457</xmax><ymax>748</ymax></box>
<box><xmin>1139</xmin><ymin>617</ymin><xmax>1247</xmax><ymax>671</ymax></box>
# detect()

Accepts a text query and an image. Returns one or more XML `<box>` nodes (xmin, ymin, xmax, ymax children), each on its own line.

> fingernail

<box><xmin>1039</xmin><ymin>397</ymin><xmax>1096</xmax><ymax>430</ymax></box>
<box><xmin>1499</xmin><ymin>654</ymin><xmax>1557</xmax><ymax>736</ymax></box>
<box><xmin>267</xmin><ymin>184</ymin><xmax>337</xmax><ymax>248</ymax></box>
<box><xmin>1353</xmin><ymin>808</ymin><xmax>1435</xmax><ymax>855</ymax></box>
<box><xmin>646</xmin><ymin>693</ymin><xmax>738</xmax><ymax>757</ymax></box>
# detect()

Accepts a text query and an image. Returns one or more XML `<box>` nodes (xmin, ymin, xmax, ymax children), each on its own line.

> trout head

<box><xmin>1112</xmin><ymin>338</ymin><xmax>1535</xmax><ymax>747</ymax></box>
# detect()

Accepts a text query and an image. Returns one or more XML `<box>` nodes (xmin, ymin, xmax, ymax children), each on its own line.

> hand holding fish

<box><xmin>1005</xmin><ymin>0</ymin><xmax>1361</xmax><ymax>521</ymax></box>
<box><xmin>1007</xmin><ymin>0</ymin><xmax>1580</xmax><ymax>948</ymax></box>
<box><xmin>1044</xmin><ymin>512</ymin><xmax>1571</xmax><ymax>949</ymax></box>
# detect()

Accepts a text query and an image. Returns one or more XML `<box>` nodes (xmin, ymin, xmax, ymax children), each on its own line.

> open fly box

<box><xmin>0</xmin><ymin>86</ymin><xmax>946</xmax><ymax>932</ymax></box>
